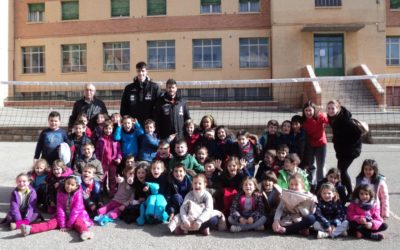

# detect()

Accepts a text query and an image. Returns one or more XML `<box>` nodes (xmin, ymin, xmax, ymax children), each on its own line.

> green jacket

<box><xmin>168</xmin><ymin>154</ymin><xmax>204</xmax><ymax>174</ymax></box>
<box><xmin>277</xmin><ymin>168</ymin><xmax>310</xmax><ymax>192</ymax></box>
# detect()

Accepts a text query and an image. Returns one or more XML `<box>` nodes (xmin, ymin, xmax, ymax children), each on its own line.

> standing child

<box><xmin>347</xmin><ymin>184</ymin><xmax>388</xmax><ymax>241</ymax></box>
<box><xmin>4</xmin><ymin>173</ymin><xmax>39</xmax><ymax>230</ymax></box>
<box><xmin>215</xmin><ymin>125</ymin><xmax>234</xmax><ymax>162</ymax></box>
<box><xmin>316</xmin><ymin>168</ymin><xmax>347</xmax><ymax>205</ymax></box>
<box><xmin>228</xmin><ymin>177</ymin><xmax>267</xmax><ymax>232</ymax></box>
<box><xmin>231</xmin><ymin>130</ymin><xmax>261</xmax><ymax>177</ymax></box>
<box><xmin>277</xmin><ymin>120</ymin><xmax>292</xmax><ymax>150</ymax></box>
<box><xmin>314</xmin><ymin>183</ymin><xmax>348</xmax><ymax>238</ymax></box>
<box><xmin>290</xmin><ymin>115</ymin><xmax>307</xmax><ymax>167</ymax></box>
<box><xmin>184</xmin><ymin>119</ymin><xmax>201</xmax><ymax>155</ymax></box>
<box><xmin>34</xmin><ymin>111</ymin><xmax>69</xmax><ymax>166</ymax></box>
<box><xmin>74</xmin><ymin>142</ymin><xmax>104</xmax><ymax>182</ymax></box>
<box><xmin>138</xmin><ymin>119</ymin><xmax>160</xmax><ymax>162</ymax></box>
<box><xmin>81</xmin><ymin>165</ymin><xmax>102</xmax><ymax>218</ymax></box>
<box><xmin>277</xmin><ymin>153</ymin><xmax>310</xmax><ymax>192</ymax></box>
<box><xmin>110</xmin><ymin>112</ymin><xmax>122</xmax><ymax>134</ymax></box>
<box><xmin>76</xmin><ymin>113</ymin><xmax>92</xmax><ymax>139</ymax></box>
<box><xmin>167</xmin><ymin>164</ymin><xmax>192</xmax><ymax>221</ymax></box>
<box><xmin>155</xmin><ymin>140</ymin><xmax>173</xmax><ymax>167</ymax></box>
<box><xmin>255</xmin><ymin>149</ymin><xmax>277</xmax><ymax>183</ymax></box>
<box><xmin>273</xmin><ymin>173</ymin><xmax>316</xmax><ymax>236</ymax></box>
<box><xmin>114</xmin><ymin>115</ymin><xmax>144</xmax><ymax>158</ymax></box>
<box><xmin>259</xmin><ymin>119</ymin><xmax>280</xmax><ymax>152</ymax></box>
<box><xmin>168</xmin><ymin>139</ymin><xmax>204</xmax><ymax>175</ymax></box>
<box><xmin>69</xmin><ymin>120</ymin><xmax>92</xmax><ymax>166</ymax></box>
<box><xmin>96</xmin><ymin>120</ymin><xmax>122</xmax><ymax>196</ymax></box>
<box><xmin>92</xmin><ymin>112</ymin><xmax>109</xmax><ymax>145</ymax></box>
<box><xmin>46</xmin><ymin>160</ymin><xmax>73</xmax><ymax>213</ymax></box>
<box><xmin>20</xmin><ymin>175</ymin><xmax>94</xmax><ymax>241</ymax></box>
<box><xmin>28</xmin><ymin>159</ymin><xmax>49</xmax><ymax>211</ymax></box>
<box><xmin>199</xmin><ymin>115</ymin><xmax>217</xmax><ymax>136</ymax></box>
<box><xmin>260</xmin><ymin>171</ymin><xmax>282</xmax><ymax>228</ymax></box>
<box><xmin>355</xmin><ymin>159</ymin><xmax>389</xmax><ymax>219</ymax></box>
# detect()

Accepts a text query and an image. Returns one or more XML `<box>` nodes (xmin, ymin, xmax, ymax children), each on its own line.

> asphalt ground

<box><xmin>0</xmin><ymin>142</ymin><xmax>399</xmax><ymax>250</ymax></box>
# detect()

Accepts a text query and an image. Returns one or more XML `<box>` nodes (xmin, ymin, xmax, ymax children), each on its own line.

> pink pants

<box><xmin>102</xmin><ymin>163</ymin><xmax>117</xmax><ymax>195</ymax></box>
<box><xmin>97</xmin><ymin>200</ymin><xmax>122</xmax><ymax>219</ymax></box>
<box><xmin>30</xmin><ymin>217</ymin><xmax>88</xmax><ymax>234</ymax></box>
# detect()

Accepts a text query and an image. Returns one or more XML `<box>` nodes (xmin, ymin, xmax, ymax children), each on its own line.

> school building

<box><xmin>6</xmin><ymin>0</ymin><xmax>400</xmax><ymax>108</ymax></box>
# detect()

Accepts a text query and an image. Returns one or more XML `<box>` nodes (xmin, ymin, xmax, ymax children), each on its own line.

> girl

<box><xmin>316</xmin><ymin>168</ymin><xmax>347</xmax><ymax>205</ymax></box>
<box><xmin>327</xmin><ymin>99</ymin><xmax>362</xmax><ymax>199</ymax></box>
<box><xmin>76</xmin><ymin>113</ymin><xmax>92</xmax><ymax>138</ymax></box>
<box><xmin>314</xmin><ymin>183</ymin><xmax>348</xmax><ymax>238</ymax></box>
<box><xmin>20</xmin><ymin>175</ymin><xmax>94</xmax><ymax>241</ymax></box>
<box><xmin>199</xmin><ymin>115</ymin><xmax>217</xmax><ymax>136</ymax></box>
<box><xmin>46</xmin><ymin>160</ymin><xmax>73</xmax><ymax>213</ymax></box>
<box><xmin>215</xmin><ymin>125</ymin><xmax>234</xmax><ymax>162</ymax></box>
<box><xmin>273</xmin><ymin>173</ymin><xmax>316</xmax><ymax>236</ymax></box>
<box><xmin>228</xmin><ymin>177</ymin><xmax>267</xmax><ymax>232</ymax></box>
<box><xmin>111</xmin><ymin>112</ymin><xmax>122</xmax><ymax>134</ymax></box>
<box><xmin>28</xmin><ymin>159</ymin><xmax>49</xmax><ymax>210</ymax></box>
<box><xmin>184</xmin><ymin>119</ymin><xmax>201</xmax><ymax>155</ymax></box>
<box><xmin>302</xmin><ymin>101</ymin><xmax>328</xmax><ymax>190</ymax></box>
<box><xmin>4</xmin><ymin>173</ymin><xmax>39</xmax><ymax>230</ymax></box>
<box><xmin>347</xmin><ymin>184</ymin><xmax>388</xmax><ymax>241</ymax></box>
<box><xmin>95</xmin><ymin>165</ymin><xmax>135</xmax><ymax>225</ymax></box>
<box><xmin>92</xmin><ymin>112</ymin><xmax>109</xmax><ymax>144</ymax></box>
<box><xmin>355</xmin><ymin>159</ymin><xmax>389</xmax><ymax>219</ymax></box>
<box><xmin>255</xmin><ymin>149</ymin><xmax>277</xmax><ymax>183</ymax></box>
<box><xmin>260</xmin><ymin>171</ymin><xmax>282</xmax><ymax>228</ymax></box>
<box><xmin>277</xmin><ymin>120</ymin><xmax>292</xmax><ymax>150</ymax></box>
<box><xmin>173</xmin><ymin>174</ymin><xmax>219</xmax><ymax>236</ymax></box>
<box><xmin>277</xmin><ymin>153</ymin><xmax>310</xmax><ymax>192</ymax></box>
<box><xmin>145</xmin><ymin>160</ymin><xmax>169</xmax><ymax>197</ymax></box>
<box><xmin>195</xmin><ymin>146</ymin><xmax>209</xmax><ymax>166</ymax></box>
<box><xmin>96</xmin><ymin>119</ymin><xmax>122</xmax><ymax>196</ymax></box>
<box><xmin>231</xmin><ymin>130</ymin><xmax>261</xmax><ymax>177</ymax></box>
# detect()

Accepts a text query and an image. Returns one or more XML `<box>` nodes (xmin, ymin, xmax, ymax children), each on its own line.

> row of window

<box><xmin>27</xmin><ymin>0</ymin><xmax>261</xmax><ymax>22</ymax></box>
<box><xmin>21</xmin><ymin>38</ymin><xmax>269</xmax><ymax>74</ymax></box>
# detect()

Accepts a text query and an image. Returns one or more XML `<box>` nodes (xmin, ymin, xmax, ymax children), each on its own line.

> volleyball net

<box><xmin>0</xmin><ymin>74</ymin><xmax>400</xmax><ymax>141</ymax></box>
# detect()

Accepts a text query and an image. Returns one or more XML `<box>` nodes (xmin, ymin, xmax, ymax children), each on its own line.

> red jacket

<box><xmin>303</xmin><ymin>112</ymin><xmax>328</xmax><ymax>147</ymax></box>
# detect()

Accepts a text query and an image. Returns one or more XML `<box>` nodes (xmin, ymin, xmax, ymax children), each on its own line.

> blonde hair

<box><xmin>318</xmin><ymin>183</ymin><xmax>339</xmax><ymax>202</ymax></box>
<box><xmin>32</xmin><ymin>159</ymin><xmax>48</xmax><ymax>173</ymax></box>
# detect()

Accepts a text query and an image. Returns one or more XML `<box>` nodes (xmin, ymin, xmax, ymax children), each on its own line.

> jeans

<box><xmin>285</xmin><ymin>214</ymin><xmax>316</xmax><ymax>234</ymax></box>
<box><xmin>307</xmin><ymin>145</ymin><xmax>327</xmax><ymax>186</ymax></box>
<box><xmin>314</xmin><ymin>220</ymin><xmax>349</xmax><ymax>237</ymax></box>
<box><xmin>228</xmin><ymin>216</ymin><xmax>267</xmax><ymax>231</ymax></box>
<box><xmin>198</xmin><ymin>216</ymin><xmax>219</xmax><ymax>231</ymax></box>
<box><xmin>337</xmin><ymin>157</ymin><xmax>356</xmax><ymax>197</ymax></box>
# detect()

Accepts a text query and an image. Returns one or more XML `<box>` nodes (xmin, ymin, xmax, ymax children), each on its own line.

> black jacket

<box><xmin>68</xmin><ymin>97</ymin><xmax>108</xmax><ymax>130</ymax></box>
<box><xmin>120</xmin><ymin>76</ymin><xmax>161</xmax><ymax>126</ymax></box>
<box><xmin>153</xmin><ymin>93</ymin><xmax>190</xmax><ymax>140</ymax></box>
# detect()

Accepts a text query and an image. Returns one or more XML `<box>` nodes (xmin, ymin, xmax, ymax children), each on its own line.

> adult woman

<box><xmin>327</xmin><ymin>100</ymin><xmax>362</xmax><ymax>199</ymax></box>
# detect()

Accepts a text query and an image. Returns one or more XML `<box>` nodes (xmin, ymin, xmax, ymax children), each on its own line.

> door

<box><xmin>314</xmin><ymin>34</ymin><xmax>344</xmax><ymax>76</ymax></box>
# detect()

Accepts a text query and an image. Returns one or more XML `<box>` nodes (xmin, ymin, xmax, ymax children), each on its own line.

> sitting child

<box><xmin>260</xmin><ymin>171</ymin><xmax>282</xmax><ymax>228</ymax></box>
<box><xmin>46</xmin><ymin>160</ymin><xmax>73</xmax><ymax>213</ymax></box>
<box><xmin>81</xmin><ymin>165</ymin><xmax>102</xmax><ymax>218</ymax></box>
<box><xmin>28</xmin><ymin>159</ymin><xmax>49</xmax><ymax>211</ymax></box>
<box><xmin>316</xmin><ymin>168</ymin><xmax>347</xmax><ymax>205</ymax></box>
<box><xmin>167</xmin><ymin>164</ymin><xmax>192</xmax><ymax>221</ymax></box>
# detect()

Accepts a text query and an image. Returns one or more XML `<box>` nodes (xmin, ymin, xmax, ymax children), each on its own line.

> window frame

<box><xmin>27</xmin><ymin>3</ymin><xmax>45</xmax><ymax>23</ymax></box>
<box><xmin>192</xmin><ymin>39</ymin><xmax>222</xmax><ymax>69</ymax></box>
<box><xmin>386</xmin><ymin>37</ymin><xmax>400</xmax><ymax>66</ymax></box>
<box><xmin>147</xmin><ymin>40</ymin><xmax>176</xmax><ymax>70</ymax></box>
<box><xmin>200</xmin><ymin>0</ymin><xmax>221</xmax><ymax>14</ymax></box>
<box><xmin>103</xmin><ymin>42</ymin><xmax>130</xmax><ymax>71</ymax></box>
<box><xmin>239</xmin><ymin>0</ymin><xmax>260</xmax><ymax>13</ymax></box>
<box><xmin>147</xmin><ymin>0</ymin><xmax>167</xmax><ymax>16</ymax></box>
<box><xmin>390</xmin><ymin>0</ymin><xmax>400</xmax><ymax>9</ymax></box>
<box><xmin>239</xmin><ymin>37</ymin><xmax>269</xmax><ymax>68</ymax></box>
<box><xmin>315</xmin><ymin>0</ymin><xmax>342</xmax><ymax>7</ymax></box>
<box><xmin>111</xmin><ymin>0</ymin><xmax>130</xmax><ymax>17</ymax></box>
<box><xmin>61</xmin><ymin>1</ymin><xmax>79</xmax><ymax>21</ymax></box>
<box><xmin>22</xmin><ymin>46</ymin><xmax>45</xmax><ymax>74</ymax></box>
<box><xmin>61</xmin><ymin>44</ymin><xmax>87</xmax><ymax>73</ymax></box>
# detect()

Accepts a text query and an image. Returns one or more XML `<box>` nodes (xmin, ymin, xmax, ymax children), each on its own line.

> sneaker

<box><xmin>201</xmin><ymin>227</ymin><xmax>210</xmax><ymax>236</ymax></box>
<box><xmin>20</xmin><ymin>224</ymin><xmax>31</xmax><ymax>236</ymax></box>
<box><xmin>317</xmin><ymin>231</ymin><xmax>329</xmax><ymax>239</ymax></box>
<box><xmin>355</xmin><ymin>231</ymin><xmax>363</xmax><ymax>239</ymax></box>
<box><xmin>10</xmin><ymin>222</ymin><xmax>16</xmax><ymax>231</ymax></box>
<box><xmin>255</xmin><ymin>225</ymin><xmax>265</xmax><ymax>231</ymax></box>
<box><xmin>80</xmin><ymin>231</ymin><xmax>94</xmax><ymax>241</ymax></box>
<box><xmin>217</xmin><ymin>215</ymin><xmax>227</xmax><ymax>231</ymax></box>
<box><xmin>230</xmin><ymin>225</ymin><xmax>242</xmax><ymax>233</ymax></box>
<box><xmin>370</xmin><ymin>233</ymin><xmax>384</xmax><ymax>241</ymax></box>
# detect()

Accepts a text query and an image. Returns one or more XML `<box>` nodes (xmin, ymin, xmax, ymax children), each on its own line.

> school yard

<box><xmin>0</xmin><ymin>142</ymin><xmax>399</xmax><ymax>250</ymax></box>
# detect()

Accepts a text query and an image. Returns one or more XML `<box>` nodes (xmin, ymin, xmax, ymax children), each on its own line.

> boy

<box><xmin>168</xmin><ymin>139</ymin><xmax>204</xmax><ymax>176</ymax></box>
<box><xmin>167</xmin><ymin>164</ymin><xmax>192</xmax><ymax>221</ymax></box>
<box><xmin>274</xmin><ymin>144</ymin><xmax>289</xmax><ymax>173</ymax></box>
<box><xmin>74</xmin><ymin>142</ymin><xmax>104</xmax><ymax>182</ymax></box>
<box><xmin>277</xmin><ymin>153</ymin><xmax>310</xmax><ymax>191</ymax></box>
<box><xmin>114</xmin><ymin>115</ymin><xmax>144</xmax><ymax>158</ymax></box>
<box><xmin>203</xmin><ymin>158</ymin><xmax>222</xmax><ymax>196</ymax></box>
<box><xmin>255</xmin><ymin>149</ymin><xmax>277</xmax><ymax>182</ymax></box>
<box><xmin>259</xmin><ymin>119</ymin><xmax>280</xmax><ymax>152</ymax></box>
<box><xmin>290</xmin><ymin>115</ymin><xmax>307</xmax><ymax>168</ymax></box>
<box><xmin>138</xmin><ymin>119</ymin><xmax>160</xmax><ymax>162</ymax></box>
<box><xmin>155</xmin><ymin>140</ymin><xmax>173</xmax><ymax>167</ymax></box>
<box><xmin>69</xmin><ymin>120</ymin><xmax>91</xmax><ymax>166</ymax></box>
<box><xmin>34</xmin><ymin>111</ymin><xmax>69</xmax><ymax>166</ymax></box>
<box><xmin>81</xmin><ymin>164</ymin><xmax>102</xmax><ymax>218</ymax></box>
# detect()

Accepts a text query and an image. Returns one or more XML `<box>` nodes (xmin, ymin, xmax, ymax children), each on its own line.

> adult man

<box><xmin>68</xmin><ymin>83</ymin><xmax>108</xmax><ymax>131</ymax></box>
<box><xmin>120</xmin><ymin>61</ymin><xmax>161</xmax><ymax>126</ymax></box>
<box><xmin>153</xmin><ymin>79</ymin><xmax>190</xmax><ymax>140</ymax></box>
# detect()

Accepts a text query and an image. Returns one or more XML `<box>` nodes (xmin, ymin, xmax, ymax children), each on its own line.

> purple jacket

<box><xmin>56</xmin><ymin>186</ymin><xmax>93</xmax><ymax>229</ymax></box>
<box><xmin>8</xmin><ymin>186</ymin><xmax>39</xmax><ymax>222</ymax></box>
<box><xmin>96</xmin><ymin>135</ymin><xmax>122</xmax><ymax>167</ymax></box>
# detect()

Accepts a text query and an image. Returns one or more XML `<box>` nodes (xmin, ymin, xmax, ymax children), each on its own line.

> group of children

<box><xmin>2</xmin><ymin>110</ymin><xmax>390</xmax><ymax>242</ymax></box>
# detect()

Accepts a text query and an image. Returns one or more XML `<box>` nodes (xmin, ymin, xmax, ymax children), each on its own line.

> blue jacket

<box><xmin>138</xmin><ymin>133</ymin><xmax>160</xmax><ymax>162</ymax></box>
<box><xmin>81</xmin><ymin>179</ymin><xmax>102</xmax><ymax>208</ymax></box>
<box><xmin>114</xmin><ymin>122</ymin><xmax>144</xmax><ymax>158</ymax></box>
<box><xmin>34</xmin><ymin>128</ymin><xmax>69</xmax><ymax>165</ymax></box>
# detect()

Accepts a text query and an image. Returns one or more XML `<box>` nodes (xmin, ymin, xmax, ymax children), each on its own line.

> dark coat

<box><xmin>68</xmin><ymin>97</ymin><xmax>108</xmax><ymax>130</ymax></box>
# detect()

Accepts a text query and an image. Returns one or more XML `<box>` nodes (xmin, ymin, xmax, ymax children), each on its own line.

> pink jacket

<box><xmin>303</xmin><ymin>112</ymin><xmax>328</xmax><ymax>147</ymax></box>
<box><xmin>56</xmin><ymin>186</ymin><xmax>93</xmax><ymax>229</ymax></box>
<box><xmin>347</xmin><ymin>201</ymin><xmax>383</xmax><ymax>230</ymax></box>
<box><xmin>96</xmin><ymin>135</ymin><xmax>122</xmax><ymax>167</ymax></box>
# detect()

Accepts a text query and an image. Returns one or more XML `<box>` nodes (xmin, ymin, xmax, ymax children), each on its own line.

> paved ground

<box><xmin>0</xmin><ymin>142</ymin><xmax>399</xmax><ymax>250</ymax></box>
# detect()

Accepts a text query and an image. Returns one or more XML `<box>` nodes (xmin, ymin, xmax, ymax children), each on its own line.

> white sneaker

<box><xmin>230</xmin><ymin>225</ymin><xmax>242</xmax><ymax>233</ymax></box>
<box><xmin>80</xmin><ymin>231</ymin><xmax>94</xmax><ymax>241</ymax></box>
<box><xmin>317</xmin><ymin>231</ymin><xmax>329</xmax><ymax>239</ymax></box>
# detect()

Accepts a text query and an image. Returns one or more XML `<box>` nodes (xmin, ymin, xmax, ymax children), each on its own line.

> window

<box><xmin>239</xmin><ymin>0</ymin><xmax>260</xmax><ymax>13</ymax></box>
<box><xmin>386</xmin><ymin>37</ymin><xmax>400</xmax><ymax>66</ymax></box>
<box><xmin>62</xmin><ymin>44</ymin><xmax>87</xmax><ymax>73</ymax></box>
<box><xmin>193</xmin><ymin>39</ymin><xmax>222</xmax><ymax>69</ymax></box>
<box><xmin>111</xmin><ymin>0</ymin><xmax>129</xmax><ymax>17</ymax></box>
<box><xmin>239</xmin><ymin>38</ymin><xmax>269</xmax><ymax>68</ymax></box>
<box><xmin>103</xmin><ymin>42</ymin><xmax>130</xmax><ymax>71</ymax></box>
<box><xmin>147</xmin><ymin>0</ymin><xmax>166</xmax><ymax>16</ymax></box>
<box><xmin>22</xmin><ymin>46</ymin><xmax>45</xmax><ymax>73</ymax></box>
<box><xmin>201</xmin><ymin>0</ymin><xmax>221</xmax><ymax>14</ymax></box>
<box><xmin>61</xmin><ymin>1</ymin><xmax>79</xmax><ymax>20</ymax></box>
<box><xmin>28</xmin><ymin>3</ymin><xmax>45</xmax><ymax>22</ymax></box>
<box><xmin>315</xmin><ymin>0</ymin><xmax>342</xmax><ymax>7</ymax></box>
<box><xmin>390</xmin><ymin>0</ymin><xmax>400</xmax><ymax>9</ymax></box>
<box><xmin>147</xmin><ymin>40</ymin><xmax>175</xmax><ymax>70</ymax></box>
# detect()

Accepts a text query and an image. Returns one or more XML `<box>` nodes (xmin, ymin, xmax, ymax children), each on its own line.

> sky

<box><xmin>0</xmin><ymin>0</ymin><xmax>8</xmax><ymax>82</ymax></box>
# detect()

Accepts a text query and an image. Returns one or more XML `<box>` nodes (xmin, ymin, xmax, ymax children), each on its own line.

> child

<box><xmin>316</xmin><ymin>168</ymin><xmax>347</xmax><ymax>205</ymax></box>
<box><xmin>231</xmin><ymin>130</ymin><xmax>261</xmax><ymax>177</ymax></box>
<box><xmin>255</xmin><ymin>149</ymin><xmax>277</xmax><ymax>183</ymax></box>
<box><xmin>289</xmin><ymin>115</ymin><xmax>307</xmax><ymax>167</ymax></box>
<box><xmin>168</xmin><ymin>139</ymin><xmax>204</xmax><ymax>175</ymax></box>
<box><xmin>117</xmin><ymin>155</ymin><xmax>136</xmax><ymax>177</ymax></box>
<box><xmin>92</xmin><ymin>112</ymin><xmax>109</xmax><ymax>144</ymax></box>
<box><xmin>260</xmin><ymin>171</ymin><xmax>282</xmax><ymax>228</ymax></box>
<box><xmin>184</xmin><ymin>119</ymin><xmax>201</xmax><ymax>155</ymax></box>
<box><xmin>155</xmin><ymin>140</ymin><xmax>173</xmax><ymax>167</ymax></box>
<box><xmin>196</xmin><ymin>128</ymin><xmax>219</xmax><ymax>158</ymax></box>
<box><xmin>110</xmin><ymin>112</ymin><xmax>122</xmax><ymax>134</ymax></box>
<box><xmin>355</xmin><ymin>159</ymin><xmax>389</xmax><ymax>219</ymax></box>
<box><xmin>199</xmin><ymin>115</ymin><xmax>217</xmax><ymax>136</ymax></box>
<box><xmin>259</xmin><ymin>119</ymin><xmax>280</xmax><ymax>152</ymax></box>
<box><xmin>195</xmin><ymin>146</ymin><xmax>209</xmax><ymax>166</ymax></box>
<box><xmin>204</xmin><ymin>158</ymin><xmax>223</xmax><ymax>197</ymax></box>
<box><xmin>314</xmin><ymin>183</ymin><xmax>348</xmax><ymax>238</ymax></box>
<box><xmin>138</xmin><ymin>119</ymin><xmax>160</xmax><ymax>162</ymax></box>
<box><xmin>95</xmin><ymin>165</ymin><xmax>135</xmax><ymax>224</ymax></box>
<box><xmin>167</xmin><ymin>164</ymin><xmax>192</xmax><ymax>221</ymax></box>
<box><xmin>96</xmin><ymin>120</ymin><xmax>122</xmax><ymax>195</ymax></box>
<box><xmin>277</xmin><ymin>153</ymin><xmax>310</xmax><ymax>192</ymax></box>
<box><xmin>215</xmin><ymin>125</ymin><xmax>234</xmax><ymax>162</ymax></box>
<box><xmin>173</xmin><ymin>174</ymin><xmax>219</xmax><ymax>236</ymax></box>
<box><xmin>273</xmin><ymin>173</ymin><xmax>316</xmax><ymax>236</ymax></box>
<box><xmin>74</xmin><ymin>142</ymin><xmax>104</xmax><ymax>182</ymax></box>
<box><xmin>347</xmin><ymin>184</ymin><xmax>388</xmax><ymax>241</ymax></box>
<box><xmin>28</xmin><ymin>159</ymin><xmax>49</xmax><ymax>211</ymax></box>
<box><xmin>81</xmin><ymin>164</ymin><xmax>102</xmax><ymax>218</ymax></box>
<box><xmin>69</xmin><ymin>120</ymin><xmax>92</xmax><ymax>166</ymax></box>
<box><xmin>4</xmin><ymin>173</ymin><xmax>39</xmax><ymax>230</ymax></box>
<box><xmin>34</xmin><ymin>111</ymin><xmax>69</xmax><ymax>166</ymax></box>
<box><xmin>146</xmin><ymin>160</ymin><xmax>169</xmax><ymax>198</ymax></box>
<box><xmin>277</xmin><ymin>120</ymin><xmax>292</xmax><ymax>151</ymax></box>
<box><xmin>46</xmin><ymin>160</ymin><xmax>73</xmax><ymax>213</ymax></box>
<box><xmin>274</xmin><ymin>144</ymin><xmax>289</xmax><ymax>171</ymax></box>
<box><xmin>228</xmin><ymin>177</ymin><xmax>267</xmax><ymax>232</ymax></box>
<box><xmin>114</xmin><ymin>115</ymin><xmax>144</xmax><ymax>158</ymax></box>
<box><xmin>20</xmin><ymin>175</ymin><xmax>94</xmax><ymax>241</ymax></box>
<box><xmin>76</xmin><ymin>113</ymin><xmax>92</xmax><ymax>138</ymax></box>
